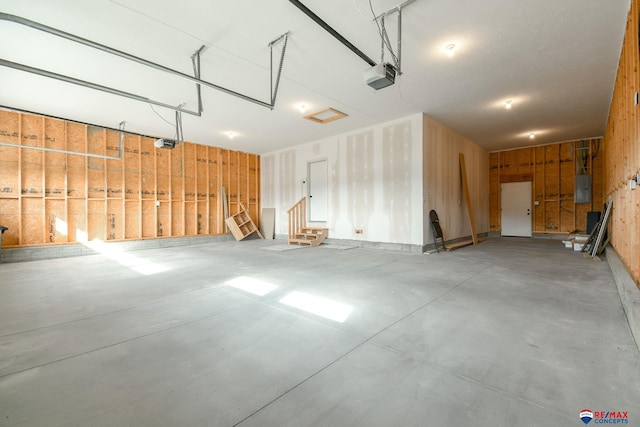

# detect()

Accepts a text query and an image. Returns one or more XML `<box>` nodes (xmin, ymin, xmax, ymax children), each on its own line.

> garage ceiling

<box><xmin>0</xmin><ymin>0</ymin><xmax>631</xmax><ymax>154</ymax></box>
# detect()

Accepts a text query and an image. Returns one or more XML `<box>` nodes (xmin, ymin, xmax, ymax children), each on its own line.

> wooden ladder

<box><xmin>287</xmin><ymin>197</ymin><xmax>328</xmax><ymax>247</ymax></box>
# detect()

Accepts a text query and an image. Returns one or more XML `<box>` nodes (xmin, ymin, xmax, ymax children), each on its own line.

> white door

<box><xmin>308</xmin><ymin>160</ymin><xmax>328</xmax><ymax>222</ymax></box>
<box><xmin>501</xmin><ymin>181</ymin><xmax>532</xmax><ymax>237</ymax></box>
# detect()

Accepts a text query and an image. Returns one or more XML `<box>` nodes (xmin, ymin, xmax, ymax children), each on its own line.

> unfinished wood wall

<box><xmin>489</xmin><ymin>138</ymin><xmax>604</xmax><ymax>234</ymax></box>
<box><xmin>0</xmin><ymin>110</ymin><xmax>260</xmax><ymax>247</ymax></box>
<box><xmin>604</xmin><ymin>0</ymin><xmax>639</xmax><ymax>287</ymax></box>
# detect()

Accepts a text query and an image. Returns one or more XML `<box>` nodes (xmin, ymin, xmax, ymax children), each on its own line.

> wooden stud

<box><xmin>140</xmin><ymin>137</ymin><xmax>156</xmax><ymax>237</ymax></box>
<box><xmin>228</xmin><ymin>150</ymin><xmax>238</xmax><ymax>214</ymax></box>
<box><xmin>205</xmin><ymin>145</ymin><xmax>211</xmax><ymax>235</ymax></box>
<box><xmin>208</xmin><ymin>146</ymin><xmax>220</xmax><ymax>234</ymax></box>
<box><xmin>197</xmin><ymin>144</ymin><xmax>208</xmax><ymax>234</ymax></box>
<box><xmin>532</xmin><ymin>147</ymin><xmax>545</xmax><ymax>232</ymax></box>
<box><xmin>488</xmin><ymin>153</ymin><xmax>500</xmax><ymax>231</ymax></box>
<box><xmin>184</xmin><ymin>142</ymin><xmax>196</xmax><ymax>202</ymax></box>
<box><xmin>137</xmin><ymin>135</ymin><xmax>143</xmax><ymax>238</ymax></box>
<box><xmin>156</xmin><ymin>144</ymin><xmax>170</xmax><ymax>201</ymax></box>
<box><xmin>170</xmin><ymin>143</ymin><xmax>183</xmax><ymax>202</ymax></box>
<box><xmin>154</xmin><ymin>136</ymin><xmax>159</xmax><ymax>237</ymax></box>
<box><xmin>140</xmin><ymin>137</ymin><xmax>156</xmax><ymax>200</ymax></box>
<box><xmin>559</xmin><ymin>142</ymin><xmax>575</xmax><ymax>232</ymax></box>
<box><xmin>248</xmin><ymin>153</ymin><xmax>260</xmax><ymax>227</ymax></box>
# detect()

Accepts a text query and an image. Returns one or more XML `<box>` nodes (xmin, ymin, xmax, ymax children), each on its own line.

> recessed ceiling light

<box><xmin>529</xmin><ymin>132</ymin><xmax>535</xmax><ymax>139</ymax></box>
<box><xmin>226</xmin><ymin>131</ymin><xmax>236</xmax><ymax>140</ymax></box>
<box><xmin>445</xmin><ymin>43</ymin><xmax>456</xmax><ymax>57</ymax></box>
<box><xmin>504</xmin><ymin>100</ymin><xmax>513</xmax><ymax>109</ymax></box>
<box><xmin>299</xmin><ymin>104</ymin><xmax>308</xmax><ymax>113</ymax></box>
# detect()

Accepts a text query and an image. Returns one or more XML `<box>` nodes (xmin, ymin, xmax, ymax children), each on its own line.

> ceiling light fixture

<box><xmin>529</xmin><ymin>132</ymin><xmax>535</xmax><ymax>139</ymax></box>
<box><xmin>299</xmin><ymin>104</ymin><xmax>308</xmax><ymax>113</ymax></box>
<box><xmin>504</xmin><ymin>100</ymin><xmax>513</xmax><ymax>109</ymax></box>
<box><xmin>226</xmin><ymin>132</ymin><xmax>236</xmax><ymax>140</ymax></box>
<box><xmin>446</xmin><ymin>43</ymin><xmax>456</xmax><ymax>57</ymax></box>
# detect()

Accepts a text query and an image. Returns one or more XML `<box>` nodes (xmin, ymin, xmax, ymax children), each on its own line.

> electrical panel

<box><xmin>575</xmin><ymin>174</ymin><xmax>592</xmax><ymax>203</ymax></box>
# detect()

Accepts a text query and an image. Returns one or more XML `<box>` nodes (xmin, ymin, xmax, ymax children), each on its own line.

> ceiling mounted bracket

<box><xmin>191</xmin><ymin>45</ymin><xmax>206</xmax><ymax>114</ymax></box>
<box><xmin>372</xmin><ymin>0</ymin><xmax>416</xmax><ymax>75</ymax></box>
<box><xmin>269</xmin><ymin>32</ymin><xmax>289</xmax><ymax>107</ymax></box>
<box><xmin>0</xmin><ymin>12</ymin><xmax>290</xmax><ymax>112</ymax></box>
<box><xmin>175</xmin><ymin>110</ymin><xmax>184</xmax><ymax>144</ymax></box>
<box><xmin>118</xmin><ymin>121</ymin><xmax>125</xmax><ymax>157</ymax></box>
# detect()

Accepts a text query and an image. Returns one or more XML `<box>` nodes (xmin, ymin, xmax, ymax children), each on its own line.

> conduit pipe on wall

<box><xmin>0</xmin><ymin>120</ymin><xmax>126</xmax><ymax>159</ymax></box>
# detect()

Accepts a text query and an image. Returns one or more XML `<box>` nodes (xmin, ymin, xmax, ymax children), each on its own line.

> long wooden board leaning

<box><xmin>459</xmin><ymin>153</ymin><xmax>479</xmax><ymax>245</ymax></box>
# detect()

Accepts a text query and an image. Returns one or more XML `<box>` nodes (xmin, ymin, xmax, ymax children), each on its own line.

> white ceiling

<box><xmin>0</xmin><ymin>0</ymin><xmax>631</xmax><ymax>154</ymax></box>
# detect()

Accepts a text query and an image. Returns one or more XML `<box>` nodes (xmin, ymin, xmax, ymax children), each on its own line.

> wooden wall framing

<box><xmin>489</xmin><ymin>138</ymin><xmax>604</xmax><ymax>234</ymax></box>
<box><xmin>604</xmin><ymin>0</ymin><xmax>640</xmax><ymax>287</ymax></box>
<box><xmin>0</xmin><ymin>110</ymin><xmax>260</xmax><ymax>247</ymax></box>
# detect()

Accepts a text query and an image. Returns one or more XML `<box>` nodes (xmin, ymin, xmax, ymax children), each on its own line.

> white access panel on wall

<box><xmin>501</xmin><ymin>181</ymin><xmax>532</xmax><ymax>237</ymax></box>
<box><xmin>308</xmin><ymin>159</ymin><xmax>328</xmax><ymax>222</ymax></box>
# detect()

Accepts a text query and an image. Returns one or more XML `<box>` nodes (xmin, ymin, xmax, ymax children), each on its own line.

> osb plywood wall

<box><xmin>489</xmin><ymin>138</ymin><xmax>604</xmax><ymax>233</ymax></box>
<box><xmin>604</xmin><ymin>0</ymin><xmax>639</xmax><ymax>286</ymax></box>
<box><xmin>0</xmin><ymin>110</ymin><xmax>260</xmax><ymax>246</ymax></box>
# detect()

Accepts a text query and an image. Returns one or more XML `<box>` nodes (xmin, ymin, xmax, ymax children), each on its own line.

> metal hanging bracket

<box><xmin>372</xmin><ymin>0</ymin><xmax>417</xmax><ymax>75</ymax></box>
<box><xmin>269</xmin><ymin>32</ymin><xmax>289</xmax><ymax>107</ymax></box>
<box><xmin>0</xmin><ymin>12</ymin><xmax>290</xmax><ymax>113</ymax></box>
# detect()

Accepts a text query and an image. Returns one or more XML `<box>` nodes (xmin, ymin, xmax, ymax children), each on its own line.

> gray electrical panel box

<box><xmin>575</xmin><ymin>174</ymin><xmax>592</xmax><ymax>203</ymax></box>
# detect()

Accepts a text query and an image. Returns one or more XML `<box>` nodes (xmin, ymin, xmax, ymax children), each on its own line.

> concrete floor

<box><xmin>0</xmin><ymin>238</ymin><xmax>638</xmax><ymax>427</ymax></box>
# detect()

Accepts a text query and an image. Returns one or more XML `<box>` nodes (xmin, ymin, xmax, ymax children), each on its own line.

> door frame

<box><xmin>501</xmin><ymin>181</ymin><xmax>532</xmax><ymax>237</ymax></box>
<box><xmin>307</xmin><ymin>158</ymin><xmax>328</xmax><ymax>222</ymax></box>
